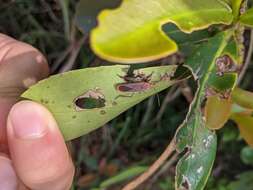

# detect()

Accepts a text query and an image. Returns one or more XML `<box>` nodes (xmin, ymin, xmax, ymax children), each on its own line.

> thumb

<box><xmin>7</xmin><ymin>101</ymin><xmax>74</xmax><ymax>190</ymax></box>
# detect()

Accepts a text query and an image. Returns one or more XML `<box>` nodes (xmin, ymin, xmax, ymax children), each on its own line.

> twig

<box><xmin>150</xmin><ymin>152</ymin><xmax>179</xmax><ymax>183</ymax></box>
<box><xmin>122</xmin><ymin>139</ymin><xmax>176</xmax><ymax>190</ymax></box>
<box><xmin>238</xmin><ymin>29</ymin><xmax>253</xmax><ymax>84</ymax></box>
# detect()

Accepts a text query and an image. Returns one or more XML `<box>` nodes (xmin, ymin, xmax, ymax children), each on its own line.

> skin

<box><xmin>0</xmin><ymin>34</ymin><xmax>75</xmax><ymax>190</ymax></box>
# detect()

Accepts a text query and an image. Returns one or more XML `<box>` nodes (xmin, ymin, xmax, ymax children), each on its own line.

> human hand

<box><xmin>0</xmin><ymin>34</ymin><xmax>74</xmax><ymax>190</ymax></box>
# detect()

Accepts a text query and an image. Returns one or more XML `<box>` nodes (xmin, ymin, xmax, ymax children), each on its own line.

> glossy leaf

<box><xmin>91</xmin><ymin>0</ymin><xmax>233</xmax><ymax>63</ymax></box>
<box><xmin>240</xmin><ymin>8</ymin><xmax>253</xmax><ymax>27</ymax></box>
<box><xmin>176</xmin><ymin>31</ymin><xmax>232</xmax><ymax>190</ymax></box>
<box><xmin>22</xmin><ymin>65</ymin><xmax>178</xmax><ymax>141</ymax></box>
<box><xmin>231</xmin><ymin>113</ymin><xmax>253</xmax><ymax>147</ymax></box>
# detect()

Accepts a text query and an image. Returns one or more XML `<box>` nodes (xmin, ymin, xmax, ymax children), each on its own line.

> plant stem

<box><xmin>122</xmin><ymin>139</ymin><xmax>176</xmax><ymax>190</ymax></box>
<box><xmin>238</xmin><ymin>29</ymin><xmax>253</xmax><ymax>84</ymax></box>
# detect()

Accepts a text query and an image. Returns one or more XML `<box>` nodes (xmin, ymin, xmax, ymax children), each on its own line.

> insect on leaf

<box><xmin>22</xmin><ymin>65</ymin><xmax>179</xmax><ymax>141</ymax></box>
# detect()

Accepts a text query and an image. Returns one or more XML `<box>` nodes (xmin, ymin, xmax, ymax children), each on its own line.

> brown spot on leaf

<box><xmin>100</xmin><ymin>110</ymin><xmax>106</xmax><ymax>115</ymax></box>
<box><xmin>215</xmin><ymin>55</ymin><xmax>237</xmax><ymax>76</ymax></box>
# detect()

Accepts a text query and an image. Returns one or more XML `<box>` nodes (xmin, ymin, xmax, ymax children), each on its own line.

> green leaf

<box><xmin>175</xmin><ymin>31</ymin><xmax>232</xmax><ymax>190</ymax></box>
<box><xmin>208</xmin><ymin>73</ymin><xmax>238</xmax><ymax>92</ymax></box>
<box><xmin>22</xmin><ymin>65</ymin><xmax>178</xmax><ymax>141</ymax></box>
<box><xmin>222</xmin><ymin>38</ymin><xmax>241</xmax><ymax>65</ymax></box>
<box><xmin>99</xmin><ymin>166</ymin><xmax>148</xmax><ymax>188</ymax></box>
<box><xmin>91</xmin><ymin>0</ymin><xmax>233</xmax><ymax>63</ymax></box>
<box><xmin>240</xmin><ymin>8</ymin><xmax>253</xmax><ymax>27</ymax></box>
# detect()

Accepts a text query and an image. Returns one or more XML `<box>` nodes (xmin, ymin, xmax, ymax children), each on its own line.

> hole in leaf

<box><xmin>75</xmin><ymin>97</ymin><xmax>106</xmax><ymax>110</ymax></box>
<box><xmin>181</xmin><ymin>176</ymin><xmax>190</xmax><ymax>190</ymax></box>
<box><xmin>74</xmin><ymin>89</ymin><xmax>106</xmax><ymax>110</ymax></box>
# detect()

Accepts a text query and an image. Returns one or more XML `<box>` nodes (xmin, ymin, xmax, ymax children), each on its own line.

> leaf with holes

<box><xmin>175</xmin><ymin>31</ymin><xmax>233</xmax><ymax>190</ymax></box>
<box><xmin>90</xmin><ymin>0</ymin><xmax>233</xmax><ymax>63</ymax></box>
<box><xmin>22</xmin><ymin>65</ymin><xmax>178</xmax><ymax>141</ymax></box>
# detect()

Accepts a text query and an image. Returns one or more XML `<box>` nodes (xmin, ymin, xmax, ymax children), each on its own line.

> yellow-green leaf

<box><xmin>205</xmin><ymin>95</ymin><xmax>232</xmax><ymax>130</ymax></box>
<box><xmin>91</xmin><ymin>0</ymin><xmax>233</xmax><ymax>63</ymax></box>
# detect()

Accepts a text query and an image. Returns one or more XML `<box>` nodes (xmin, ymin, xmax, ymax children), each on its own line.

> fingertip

<box><xmin>7</xmin><ymin>100</ymin><xmax>74</xmax><ymax>190</ymax></box>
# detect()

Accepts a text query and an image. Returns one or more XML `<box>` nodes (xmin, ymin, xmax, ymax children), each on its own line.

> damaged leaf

<box><xmin>22</xmin><ymin>65</ymin><xmax>178</xmax><ymax>141</ymax></box>
<box><xmin>176</xmin><ymin>31</ymin><xmax>233</xmax><ymax>190</ymax></box>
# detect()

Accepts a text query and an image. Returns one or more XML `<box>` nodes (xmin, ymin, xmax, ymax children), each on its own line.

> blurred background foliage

<box><xmin>0</xmin><ymin>0</ymin><xmax>253</xmax><ymax>189</ymax></box>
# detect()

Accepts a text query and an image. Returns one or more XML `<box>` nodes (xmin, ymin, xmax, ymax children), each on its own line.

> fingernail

<box><xmin>0</xmin><ymin>155</ymin><xmax>18</xmax><ymax>190</ymax></box>
<box><xmin>9</xmin><ymin>101</ymin><xmax>48</xmax><ymax>139</ymax></box>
